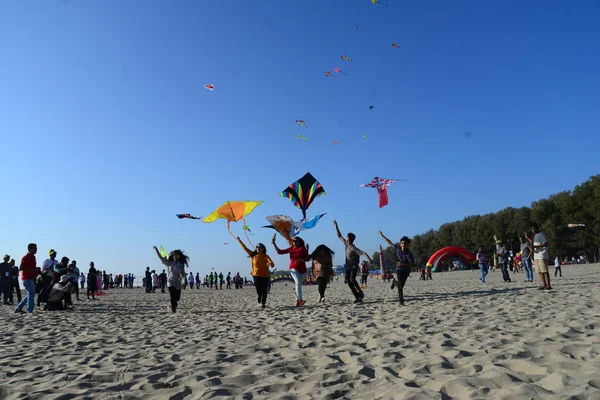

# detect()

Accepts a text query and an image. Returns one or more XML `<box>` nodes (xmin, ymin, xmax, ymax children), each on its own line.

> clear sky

<box><xmin>2</xmin><ymin>0</ymin><xmax>599</xmax><ymax>279</ymax></box>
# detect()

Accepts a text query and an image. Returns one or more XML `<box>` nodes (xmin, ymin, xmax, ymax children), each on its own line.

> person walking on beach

<box><xmin>87</xmin><ymin>262</ymin><xmax>98</xmax><ymax>300</ymax></box>
<box><xmin>272</xmin><ymin>234</ymin><xmax>310</xmax><ymax>307</ymax></box>
<box><xmin>360</xmin><ymin>261</ymin><xmax>369</xmax><ymax>287</ymax></box>
<box><xmin>526</xmin><ymin>223</ymin><xmax>552</xmax><ymax>290</ymax></box>
<box><xmin>153</xmin><ymin>246</ymin><xmax>188</xmax><ymax>313</ymax></box>
<box><xmin>519</xmin><ymin>237</ymin><xmax>533</xmax><ymax>282</ymax></box>
<box><xmin>379</xmin><ymin>232</ymin><xmax>415</xmax><ymax>305</ymax></box>
<box><xmin>14</xmin><ymin>243</ymin><xmax>38</xmax><ymax>314</ymax></box>
<box><xmin>236</xmin><ymin>237</ymin><xmax>274</xmax><ymax>308</ymax></box>
<box><xmin>333</xmin><ymin>219</ymin><xmax>372</xmax><ymax>304</ymax></box>
<box><xmin>226</xmin><ymin>272</ymin><xmax>231</xmax><ymax>289</ymax></box>
<box><xmin>144</xmin><ymin>267</ymin><xmax>152</xmax><ymax>293</ymax></box>
<box><xmin>476</xmin><ymin>246</ymin><xmax>487</xmax><ymax>283</ymax></box>
<box><xmin>79</xmin><ymin>272</ymin><xmax>85</xmax><ymax>290</ymax></box>
<box><xmin>554</xmin><ymin>256</ymin><xmax>562</xmax><ymax>277</ymax></box>
<box><xmin>310</xmin><ymin>244</ymin><xmax>335</xmax><ymax>303</ymax></box>
<box><xmin>495</xmin><ymin>239</ymin><xmax>511</xmax><ymax>282</ymax></box>
<box><xmin>9</xmin><ymin>259</ymin><xmax>21</xmax><ymax>304</ymax></box>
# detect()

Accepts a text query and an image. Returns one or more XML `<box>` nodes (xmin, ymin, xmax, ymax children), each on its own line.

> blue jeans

<box><xmin>522</xmin><ymin>258</ymin><xmax>533</xmax><ymax>281</ymax></box>
<box><xmin>290</xmin><ymin>269</ymin><xmax>305</xmax><ymax>301</ymax></box>
<box><xmin>479</xmin><ymin>264</ymin><xmax>487</xmax><ymax>282</ymax></box>
<box><xmin>15</xmin><ymin>279</ymin><xmax>35</xmax><ymax>313</ymax></box>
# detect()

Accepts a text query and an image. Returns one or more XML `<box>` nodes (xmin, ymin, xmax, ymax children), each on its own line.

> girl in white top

<box><xmin>152</xmin><ymin>246</ymin><xmax>188</xmax><ymax>313</ymax></box>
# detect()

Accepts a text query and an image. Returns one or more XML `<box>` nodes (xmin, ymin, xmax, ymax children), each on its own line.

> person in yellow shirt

<box><xmin>236</xmin><ymin>237</ymin><xmax>275</xmax><ymax>308</ymax></box>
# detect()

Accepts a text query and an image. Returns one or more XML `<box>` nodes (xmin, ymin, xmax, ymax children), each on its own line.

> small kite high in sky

<box><xmin>202</xmin><ymin>201</ymin><xmax>263</xmax><ymax>245</ymax></box>
<box><xmin>296</xmin><ymin>120</ymin><xmax>307</xmax><ymax>128</ymax></box>
<box><xmin>296</xmin><ymin>134</ymin><xmax>309</xmax><ymax>140</ymax></box>
<box><xmin>371</xmin><ymin>0</ymin><xmax>389</xmax><ymax>5</ymax></box>
<box><xmin>369</xmin><ymin>105</ymin><xmax>374</xmax><ymax>110</ymax></box>
<box><xmin>341</xmin><ymin>55</ymin><xmax>352</xmax><ymax>61</ymax></box>
<box><xmin>333</xmin><ymin>67</ymin><xmax>347</xmax><ymax>75</ymax></box>
<box><xmin>362</xmin><ymin>133</ymin><xmax>367</xmax><ymax>139</ymax></box>
<box><xmin>359</xmin><ymin>177</ymin><xmax>406</xmax><ymax>208</ymax></box>
<box><xmin>176</xmin><ymin>214</ymin><xmax>203</xmax><ymax>220</ymax></box>
<box><xmin>204</xmin><ymin>84</ymin><xmax>214</xmax><ymax>91</ymax></box>
<box><xmin>356</xmin><ymin>25</ymin><xmax>361</xmax><ymax>29</ymax></box>
<box><xmin>280</xmin><ymin>172</ymin><xmax>326</xmax><ymax>219</ymax></box>
<box><xmin>391</xmin><ymin>43</ymin><xmax>400</xmax><ymax>48</ymax></box>
<box><xmin>325</xmin><ymin>71</ymin><xmax>332</xmax><ymax>76</ymax></box>
<box><xmin>333</xmin><ymin>140</ymin><xmax>338</xmax><ymax>145</ymax></box>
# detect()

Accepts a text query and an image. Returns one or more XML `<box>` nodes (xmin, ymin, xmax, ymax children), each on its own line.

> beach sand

<box><xmin>1</xmin><ymin>264</ymin><xmax>599</xmax><ymax>399</ymax></box>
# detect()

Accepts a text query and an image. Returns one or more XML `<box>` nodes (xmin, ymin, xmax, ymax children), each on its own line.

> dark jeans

<box><xmin>345</xmin><ymin>267</ymin><xmax>362</xmax><ymax>299</ymax></box>
<box><xmin>168</xmin><ymin>286</ymin><xmax>181</xmax><ymax>312</ymax></box>
<box><xmin>38</xmin><ymin>275</ymin><xmax>54</xmax><ymax>305</ymax></box>
<box><xmin>396</xmin><ymin>269</ymin><xmax>410</xmax><ymax>303</ymax></box>
<box><xmin>160</xmin><ymin>281</ymin><xmax>166</xmax><ymax>293</ymax></box>
<box><xmin>73</xmin><ymin>282</ymin><xmax>79</xmax><ymax>299</ymax></box>
<box><xmin>0</xmin><ymin>279</ymin><xmax>10</xmax><ymax>303</ymax></box>
<box><xmin>317</xmin><ymin>276</ymin><xmax>328</xmax><ymax>299</ymax></box>
<box><xmin>555</xmin><ymin>266</ymin><xmax>562</xmax><ymax>277</ymax></box>
<box><xmin>500</xmin><ymin>261</ymin><xmax>511</xmax><ymax>282</ymax></box>
<box><xmin>11</xmin><ymin>279</ymin><xmax>21</xmax><ymax>303</ymax></box>
<box><xmin>80</xmin><ymin>281</ymin><xmax>85</xmax><ymax>289</ymax></box>
<box><xmin>253</xmin><ymin>276</ymin><xmax>269</xmax><ymax>305</ymax></box>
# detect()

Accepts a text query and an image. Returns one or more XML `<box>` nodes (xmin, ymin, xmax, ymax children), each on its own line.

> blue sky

<box><xmin>1</xmin><ymin>0</ymin><xmax>599</xmax><ymax>279</ymax></box>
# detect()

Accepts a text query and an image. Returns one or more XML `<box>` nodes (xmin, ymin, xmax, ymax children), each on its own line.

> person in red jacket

<box><xmin>15</xmin><ymin>243</ymin><xmax>38</xmax><ymax>314</ymax></box>
<box><xmin>272</xmin><ymin>234</ymin><xmax>310</xmax><ymax>307</ymax></box>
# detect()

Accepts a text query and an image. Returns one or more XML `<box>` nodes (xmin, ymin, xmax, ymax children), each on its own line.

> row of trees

<box><xmin>372</xmin><ymin>175</ymin><xmax>600</xmax><ymax>268</ymax></box>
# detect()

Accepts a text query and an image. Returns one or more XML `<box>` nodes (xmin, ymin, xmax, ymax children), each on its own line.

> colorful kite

<box><xmin>568</xmin><ymin>224</ymin><xmax>586</xmax><ymax>228</ymax></box>
<box><xmin>341</xmin><ymin>55</ymin><xmax>352</xmax><ymax>61</ymax></box>
<box><xmin>362</xmin><ymin>133</ymin><xmax>367</xmax><ymax>139</ymax></box>
<box><xmin>202</xmin><ymin>201</ymin><xmax>263</xmax><ymax>245</ymax></box>
<box><xmin>333</xmin><ymin>140</ymin><xmax>338</xmax><ymax>145</ymax></box>
<box><xmin>280</xmin><ymin>172</ymin><xmax>326</xmax><ymax>219</ymax></box>
<box><xmin>359</xmin><ymin>177</ymin><xmax>406</xmax><ymax>208</ymax></box>
<box><xmin>334</xmin><ymin>67</ymin><xmax>347</xmax><ymax>75</ymax></box>
<box><xmin>391</xmin><ymin>43</ymin><xmax>400</xmax><ymax>48</ymax></box>
<box><xmin>204</xmin><ymin>84</ymin><xmax>214</xmax><ymax>91</ymax></box>
<box><xmin>296</xmin><ymin>134</ymin><xmax>309</xmax><ymax>140</ymax></box>
<box><xmin>176</xmin><ymin>214</ymin><xmax>203</xmax><ymax>220</ymax></box>
<box><xmin>296</xmin><ymin>120</ymin><xmax>307</xmax><ymax>128</ymax></box>
<box><xmin>371</xmin><ymin>0</ymin><xmax>388</xmax><ymax>5</ymax></box>
<box><xmin>325</xmin><ymin>71</ymin><xmax>332</xmax><ymax>76</ymax></box>
<box><xmin>263</xmin><ymin>213</ymin><xmax>327</xmax><ymax>246</ymax></box>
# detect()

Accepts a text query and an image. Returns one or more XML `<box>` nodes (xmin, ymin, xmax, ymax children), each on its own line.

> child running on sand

<box><xmin>272</xmin><ymin>234</ymin><xmax>310</xmax><ymax>307</ymax></box>
<box><xmin>236</xmin><ymin>237</ymin><xmax>274</xmax><ymax>308</ymax></box>
<box><xmin>333</xmin><ymin>219</ymin><xmax>372</xmax><ymax>304</ymax></box>
<box><xmin>310</xmin><ymin>244</ymin><xmax>335</xmax><ymax>303</ymax></box>
<box><xmin>152</xmin><ymin>246</ymin><xmax>188</xmax><ymax>313</ymax></box>
<box><xmin>379</xmin><ymin>231</ymin><xmax>415</xmax><ymax>305</ymax></box>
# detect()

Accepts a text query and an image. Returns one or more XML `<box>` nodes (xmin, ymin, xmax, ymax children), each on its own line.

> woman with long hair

<box><xmin>236</xmin><ymin>237</ymin><xmax>274</xmax><ymax>308</ymax></box>
<box><xmin>272</xmin><ymin>234</ymin><xmax>310</xmax><ymax>307</ymax></box>
<box><xmin>153</xmin><ymin>246</ymin><xmax>188</xmax><ymax>313</ymax></box>
<box><xmin>310</xmin><ymin>244</ymin><xmax>335</xmax><ymax>304</ymax></box>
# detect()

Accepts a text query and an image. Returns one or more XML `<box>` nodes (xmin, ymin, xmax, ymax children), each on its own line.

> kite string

<box><xmin>242</xmin><ymin>217</ymin><xmax>255</xmax><ymax>247</ymax></box>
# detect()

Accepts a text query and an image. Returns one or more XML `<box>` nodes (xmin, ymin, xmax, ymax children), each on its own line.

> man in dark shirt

<box><xmin>379</xmin><ymin>231</ymin><xmax>415</xmax><ymax>305</ymax></box>
<box><xmin>0</xmin><ymin>254</ymin><xmax>12</xmax><ymax>304</ymax></box>
<box><xmin>334</xmin><ymin>219</ymin><xmax>372</xmax><ymax>303</ymax></box>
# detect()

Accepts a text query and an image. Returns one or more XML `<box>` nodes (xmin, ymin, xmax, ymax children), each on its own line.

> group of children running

<box><xmin>152</xmin><ymin>219</ymin><xmax>415</xmax><ymax>312</ymax></box>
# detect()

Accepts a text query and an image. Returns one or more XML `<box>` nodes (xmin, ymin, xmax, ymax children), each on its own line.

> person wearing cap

<box><xmin>14</xmin><ymin>243</ymin><xmax>38</xmax><ymax>314</ymax></box>
<box><xmin>495</xmin><ymin>239</ymin><xmax>511</xmax><ymax>283</ymax></box>
<box><xmin>0</xmin><ymin>254</ymin><xmax>12</xmax><ymax>304</ymax></box>
<box><xmin>44</xmin><ymin>274</ymin><xmax>73</xmax><ymax>311</ymax></box>
<box><xmin>38</xmin><ymin>249</ymin><xmax>58</xmax><ymax>306</ymax></box>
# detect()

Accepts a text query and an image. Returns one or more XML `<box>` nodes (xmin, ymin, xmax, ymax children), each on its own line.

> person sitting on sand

<box><xmin>44</xmin><ymin>275</ymin><xmax>73</xmax><ymax>311</ymax></box>
<box><xmin>236</xmin><ymin>237</ymin><xmax>274</xmax><ymax>308</ymax></box>
<box><xmin>379</xmin><ymin>231</ymin><xmax>415</xmax><ymax>306</ymax></box>
<box><xmin>333</xmin><ymin>219</ymin><xmax>372</xmax><ymax>304</ymax></box>
<box><xmin>152</xmin><ymin>246</ymin><xmax>188</xmax><ymax>313</ymax></box>
<box><xmin>272</xmin><ymin>234</ymin><xmax>310</xmax><ymax>307</ymax></box>
<box><xmin>310</xmin><ymin>244</ymin><xmax>335</xmax><ymax>304</ymax></box>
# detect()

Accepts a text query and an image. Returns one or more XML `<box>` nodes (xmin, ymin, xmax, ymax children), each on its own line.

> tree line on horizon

<box><xmin>371</xmin><ymin>175</ymin><xmax>600</xmax><ymax>269</ymax></box>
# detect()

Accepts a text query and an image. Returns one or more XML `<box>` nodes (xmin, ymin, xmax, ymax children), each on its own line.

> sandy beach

<box><xmin>2</xmin><ymin>264</ymin><xmax>599</xmax><ymax>399</ymax></box>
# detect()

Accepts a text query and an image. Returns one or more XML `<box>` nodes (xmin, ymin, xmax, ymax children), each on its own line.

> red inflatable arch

<box><xmin>426</xmin><ymin>246</ymin><xmax>476</xmax><ymax>270</ymax></box>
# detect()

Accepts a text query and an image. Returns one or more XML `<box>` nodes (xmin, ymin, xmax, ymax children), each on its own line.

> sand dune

<box><xmin>2</xmin><ymin>264</ymin><xmax>599</xmax><ymax>399</ymax></box>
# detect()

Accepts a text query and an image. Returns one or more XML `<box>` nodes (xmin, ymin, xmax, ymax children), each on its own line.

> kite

<box><xmin>362</xmin><ymin>133</ymin><xmax>367</xmax><ymax>139</ymax></box>
<box><xmin>280</xmin><ymin>172</ymin><xmax>326</xmax><ymax>219</ymax></box>
<box><xmin>371</xmin><ymin>0</ymin><xmax>389</xmax><ymax>5</ymax></box>
<box><xmin>369</xmin><ymin>105</ymin><xmax>374</xmax><ymax>110</ymax></box>
<box><xmin>204</xmin><ymin>84</ymin><xmax>214</xmax><ymax>91</ymax></box>
<box><xmin>357</xmin><ymin>25</ymin><xmax>361</xmax><ymax>29</ymax></box>
<box><xmin>159</xmin><ymin>245</ymin><xmax>169</xmax><ymax>259</ymax></box>
<box><xmin>341</xmin><ymin>55</ymin><xmax>352</xmax><ymax>61</ymax></box>
<box><xmin>176</xmin><ymin>214</ymin><xmax>203</xmax><ymax>220</ymax></box>
<box><xmin>296</xmin><ymin>134</ymin><xmax>309</xmax><ymax>140</ymax></box>
<box><xmin>296</xmin><ymin>120</ymin><xmax>307</xmax><ymax>128</ymax></box>
<box><xmin>359</xmin><ymin>177</ymin><xmax>407</xmax><ymax>208</ymax></box>
<box><xmin>325</xmin><ymin>71</ymin><xmax>332</xmax><ymax>76</ymax></box>
<box><xmin>568</xmin><ymin>224</ymin><xmax>586</xmax><ymax>228</ymax></box>
<box><xmin>222</xmin><ymin>242</ymin><xmax>229</xmax><ymax>245</ymax></box>
<box><xmin>391</xmin><ymin>43</ymin><xmax>400</xmax><ymax>48</ymax></box>
<box><xmin>333</xmin><ymin>140</ymin><xmax>338</xmax><ymax>145</ymax></box>
<box><xmin>202</xmin><ymin>201</ymin><xmax>263</xmax><ymax>245</ymax></box>
<box><xmin>263</xmin><ymin>213</ymin><xmax>327</xmax><ymax>246</ymax></box>
<box><xmin>334</xmin><ymin>67</ymin><xmax>347</xmax><ymax>75</ymax></box>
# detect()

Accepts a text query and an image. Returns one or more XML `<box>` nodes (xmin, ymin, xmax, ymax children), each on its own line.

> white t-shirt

<box><xmin>554</xmin><ymin>257</ymin><xmax>560</xmax><ymax>268</ymax></box>
<box><xmin>533</xmin><ymin>232</ymin><xmax>549</xmax><ymax>260</ymax></box>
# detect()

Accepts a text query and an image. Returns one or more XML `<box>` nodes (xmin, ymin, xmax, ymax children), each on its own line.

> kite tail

<box><xmin>240</xmin><ymin>217</ymin><xmax>255</xmax><ymax>247</ymax></box>
<box><xmin>226</xmin><ymin>220</ymin><xmax>237</xmax><ymax>241</ymax></box>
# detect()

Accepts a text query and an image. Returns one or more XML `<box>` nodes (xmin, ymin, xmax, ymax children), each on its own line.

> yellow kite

<box><xmin>203</xmin><ymin>201</ymin><xmax>263</xmax><ymax>245</ymax></box>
